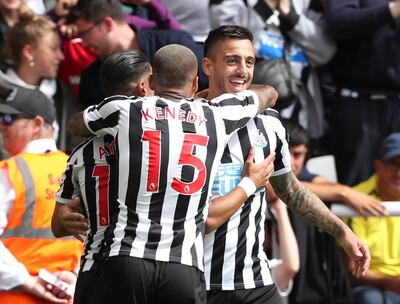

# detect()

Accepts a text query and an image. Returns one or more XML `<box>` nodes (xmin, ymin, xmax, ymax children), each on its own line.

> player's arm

<box><xmin>52</xmin><ymin>198</ymin><xmax>89</xmax><ymax>243</ymax></box>
<box><xmin>270</xmin><ymin>171</ymin><xmax>371</xmax><ymax>278</ymax></box>
<box><xmin>69</xmin><ymin>97</ymin><xmax>125</xmax><ymax>137</ymax></box>
<box><xmin>68</xmin><ymin>111</ymin><xmax>90</xmax><ymax>137</ymax></box>
<box><xmin>206</xmin><ymin>148</ymin><xmax>275</xmax><ymax>233</ymax></box>
<box><xmin>249</xmin><ymin>84</ymin><xmax>278</xmax><ymax>113</ymax></box>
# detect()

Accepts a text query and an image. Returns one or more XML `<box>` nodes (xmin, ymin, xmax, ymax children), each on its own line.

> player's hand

<box><xmin>21</xmin><ymin>275</ymin><xmax>69</xmax><ymax>303</ymax></box>
<box><xmin>344</xmin><ymin>188</ymin><xmax>387</xmax><ymax>218</ymax></box>
<box><xmin>340</xmin><ymin>228</ymin><xmax>370</xmax><ymax>278</ymax></box>
<box><xmin>60</xmin><ymin>197</ymin><xmax>89</xmax><ymax>242</ymax></box>
<box><xmin>243</xmin><ymin>148</ymin><xmax>275</xmax><ymax>189</ymax></box>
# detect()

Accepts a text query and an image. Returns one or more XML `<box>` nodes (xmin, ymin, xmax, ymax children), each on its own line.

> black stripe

<box><xmin>169</xmin><ymin>102</ymin><xmax>196</xmax><ymax>260</ymax></box>
<box><xmin>199</xmin><ymin>106</ymin><xmax>218</xmax><ymax>212</ymax></box>
<box><xmin>120</xmin><ymin>101</ymin><xmax>144</xmax><ymax>254</ymax></box>
<box><xmin>68</xmin><ymin>136</ymin><xmax>94</xmax><ymax>156</ymax></box>
<box><xmin>88</xmin><ymin>111</ymin><xmax>120</xmax><ymax>133</ymax></box>
<box><xmin>99</xmin><ymin>135</ymin><xmax>120</xmax><ymax>259</ymax></box>
<box><xmin>255</xmin><ymin>117</ymin><xmax>272</xmax><ymax>157</ymax></box>
<box><xmin>95</xmin><ymin>95</ymin><xmax>134</xmax><ymax>111</ymax></box>
<box><xmin>144</xmin><ymin>99</ymin><xmax>170</xmax><ymax>257</ymax></box>
<box><xmin>210</xmin><ymin>223</ymin><xmax>228</xmax><ymax>286</ymax></box>
<box><xmin>251</xmin><ymin>193</ymin><xmax>264</xmax><ymax>286</ymax></box>
<box><xmin>238</xmin><ymin>126</ymin><xmax>251</xmax><ymax>162</ymax></box>
<box><xmin>233</xmin><ymin>198</ymin><xmax>253</xmax><ymax>285</ymax></box>
<box><xmin>217</xmin><ymin>95</ymin><xmax>256</xmax><ymax>107</ymax></box>
<box><xmin>262</xmin><ymin>108</ymin><xmax>281</xmax><ymax>119</ymax></box>
<box><xmin>60</xmin><ymin>162</ymin><xmax>76</xmax><ymax>200</ymax></box>
<box><xmin>220</xmin><ymin>146</ymin><xmax>232</xmax><ymax>164</ymax></box>
<box><xmin>223</xmin><ymin>117</ymin><xmax>252</xmax><ymax>136</ymax></box>
<box><xmin>82</xmin><ymin>140</ymin><xmax>97</xmax><ymax>261</ymax></box>
<box><xmin>274</xmin><ymin>133</ymin><xmax>285</xmax><ymax>171</ymax></box>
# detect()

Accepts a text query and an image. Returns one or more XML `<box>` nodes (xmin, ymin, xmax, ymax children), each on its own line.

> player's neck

<box><xmin>156</xmin><ymin>88</ymin><xmax>194</xmax><ymax>102</ymax></box>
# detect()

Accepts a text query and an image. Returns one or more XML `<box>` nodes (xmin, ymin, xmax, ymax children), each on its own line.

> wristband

<box><xmin>238</xmin><ymin>177</ymin><xmax>257</xmax><ymax>198</ymax></box>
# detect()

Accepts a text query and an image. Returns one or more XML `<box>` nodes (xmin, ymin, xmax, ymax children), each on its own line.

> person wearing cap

<box><xmin>343</xmin><ymin>133</ymin><xmax>400</xmax><ymax>304</ymax></box>
<box><xmin>0</xmin><ymin>86</ymin><xmax>83</xmax><ymax>304</ymax></box>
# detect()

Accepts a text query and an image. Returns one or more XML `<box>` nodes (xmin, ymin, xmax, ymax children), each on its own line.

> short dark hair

<box><xmin>282</xmin><ymin>119</ymin><xmax>310</xmax><ymax>148</ymax></box>
<box><xmin>204</xmin><ymin>25</ymin><xmax>253</xmax><ymax>58</ymax></box>
<box><xmin>152</xmin><ymin>44</ymin><xmax>198</xmax><ymax>89</ymax></box>
<box><xmin>67</xmin><ymin>0</ymin><xmax>125</xmax><ymax>24</ymax></box>
<box><xmin>100</xmin><ymin>51</ymin><xmax>151</xmax><ymax>96</ymax></box>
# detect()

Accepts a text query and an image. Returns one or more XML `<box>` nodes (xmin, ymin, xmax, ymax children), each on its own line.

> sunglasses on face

<box><xmin>0</xmin><ymin>114</ymin><xmax>33</xmax><ymax>126</ymax></box>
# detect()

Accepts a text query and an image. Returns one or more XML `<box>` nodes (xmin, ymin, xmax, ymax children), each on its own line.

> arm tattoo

<box><xmin>270</xmin><ymin>172</ymin><xmax>347</xmax><ymax>240</ymax></box>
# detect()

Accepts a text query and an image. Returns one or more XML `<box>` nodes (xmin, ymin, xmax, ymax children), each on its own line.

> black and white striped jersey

<box><xmin>57</xmin><ymin>135</ymin><xmax>117</xmax><ymax>272</ymax></box>
<box><xmin>204</xmin><ymin>109</ymin><xmax>292</xmax><ymax>290</ymax></box>
<box><xmin>82</xmin><ymin>91</ymin><xmax>260</xmax><ymax>271</ymax></box>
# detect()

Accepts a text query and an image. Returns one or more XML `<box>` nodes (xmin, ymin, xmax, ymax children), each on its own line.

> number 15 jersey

<box><xmin>83</xmin><ymin>91</ymin><xmax>260</xmax><ymax>271</ymax></box>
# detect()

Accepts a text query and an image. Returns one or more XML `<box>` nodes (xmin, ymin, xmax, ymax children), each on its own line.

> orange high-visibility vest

<box><xmin>0</xmin><ymin>151</ymin><xmax>83</xmax><ymax>304</ymax></box>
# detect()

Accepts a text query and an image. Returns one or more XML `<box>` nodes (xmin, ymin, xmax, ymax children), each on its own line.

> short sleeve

<box><xmin>212</xmin><ymin>90</ymin><xmax>260</xmax><ymax>135</ymax></box>
<box><xmin>83</xmin><ymin>96</ymin><xmax>129</xmax><ymax>137</ymax></box>
<box><xmin>57</xmin><ymin>163</ymin><xmax>80</xmax><ymax>204</ymax></box>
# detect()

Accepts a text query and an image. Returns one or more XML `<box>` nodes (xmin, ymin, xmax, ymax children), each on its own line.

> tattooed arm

<box><xmin>68</xmin><ymin>111</ymin><xmax>91</xmax><ymax>137</ymax></box>
<box><xmin>270</xmin><ymin>171</ymin><xmax>371</xmax><ymax>278</ymax></box>
<box><xmin>250</xmin><ymin>84</ymin><xmax>278</xmax><ymax>113</ymax></box>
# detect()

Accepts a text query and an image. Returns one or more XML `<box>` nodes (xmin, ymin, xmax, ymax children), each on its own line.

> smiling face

<box><xmin>203</xmin><ymin>38</ymin><xmax>255</xmax><ymax>98</ymax></box>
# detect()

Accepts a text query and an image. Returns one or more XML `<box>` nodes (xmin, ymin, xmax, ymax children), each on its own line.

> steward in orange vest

<box><xmin>0</xmin><ymin>85</ymin><xmax>83</xmax><ymax>303</ymax></box>
<box><xmin>0</xmin><ymin>151</ymin><xmax>83</xmax><ymax>304</ymax></box>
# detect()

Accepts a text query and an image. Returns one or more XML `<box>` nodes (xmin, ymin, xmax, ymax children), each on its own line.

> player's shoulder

<box><xmin>258</xmin><ymin>108</ymin><xmax>281</xmax><ymax>120</ymax></box>
<box><xmin>67</xmin><ymin>136</ymin><xmax>103</xmax><ymax>162</ymax></box>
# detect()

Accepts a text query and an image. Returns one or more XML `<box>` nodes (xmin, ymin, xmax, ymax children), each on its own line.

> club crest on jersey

<box><xmin>253</xmin><ymin>130</ymin><xmax>268</xmax><ymax>148</ymax></box>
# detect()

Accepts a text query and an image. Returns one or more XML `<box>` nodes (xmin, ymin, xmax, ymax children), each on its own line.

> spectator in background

<box><xmin>48</xmin><ymin>0</ymin><xmax>97</xmax><ymax>98</ymax></box>
<box><xmin>209</xmin><ymin>0</ymin><xmax>336</xmax><ymax>156</ymax></box>
<box><xmin>121</xmin><ymin>0</ymin><xmax>181</xmax><ymax>30</ymax></box>
<box><xmin>67</xmin><ymin>0</ymin><xmax>207</xmax><ymax>108</ymax></box>
<box><xmin>159</xmin><ymin>0</ymin><xmax>210</xmax><ymax>43</ymax></box>
<box><xmin>283</xmin><ymin>119</ymin><xmax>386</xmax><ymax>304</ymax></box>
<box><xmin>264</xmin><ymin>194</ymin><xmax>300</xmax><ymax>300</ymax></box>
<box><xmin>324</xmin><ymin>1</ymin><xmax>400</xmax><ymax>186</ymax></box>
<box><xmin>0</xmin><ymin>1</ymin><xmax>34</xmax><ymax>73</ymax></box>
<box><xmin>0</xmin><ymin>86</ymin><xmax>82</xmax><ymax>303</ymax></box>
<box><xmin>1</xmin><ymin>13</ymin><xmax>83</xmax><ymax>153</ymax></box>
<box><xmin>344</xmin><ymin>133</ymin><xmax>400</xmax><ymax>304</ymax></box>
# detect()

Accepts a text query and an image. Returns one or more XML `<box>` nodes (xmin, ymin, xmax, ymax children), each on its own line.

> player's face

<box><xmin>375</xmin><ymin>156</ymin><xmax>400</xmax><ymax>199</ymax></box>
<box><xmin>204</xmin><ymin>39</ymin><xmax>255</xmax><ymax>95</ymax></box>
<box><xmin>289</xmin><ymin>144</ymin><xmax>308</xmax><ymax>176</ymax></box>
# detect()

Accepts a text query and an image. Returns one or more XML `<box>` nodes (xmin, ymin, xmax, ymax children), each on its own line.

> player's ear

<box><xmin>202</xmin><ymin>57</ymin><xmax>212</xmax><ymax>77</ymax></box>
<box><xmin>148</xmin><ymin>74</ymin><xmax>155</xmax><ymax>91</ymax></box>
<box><xmin>136</xmin><ymin>80</ymin><xmax>146</xmax><ymax>97</ymax></box>
<box><xmin>191</xmin><ymin>76</ymin><xmax>198</xmax><ymax>94</ymax></box>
